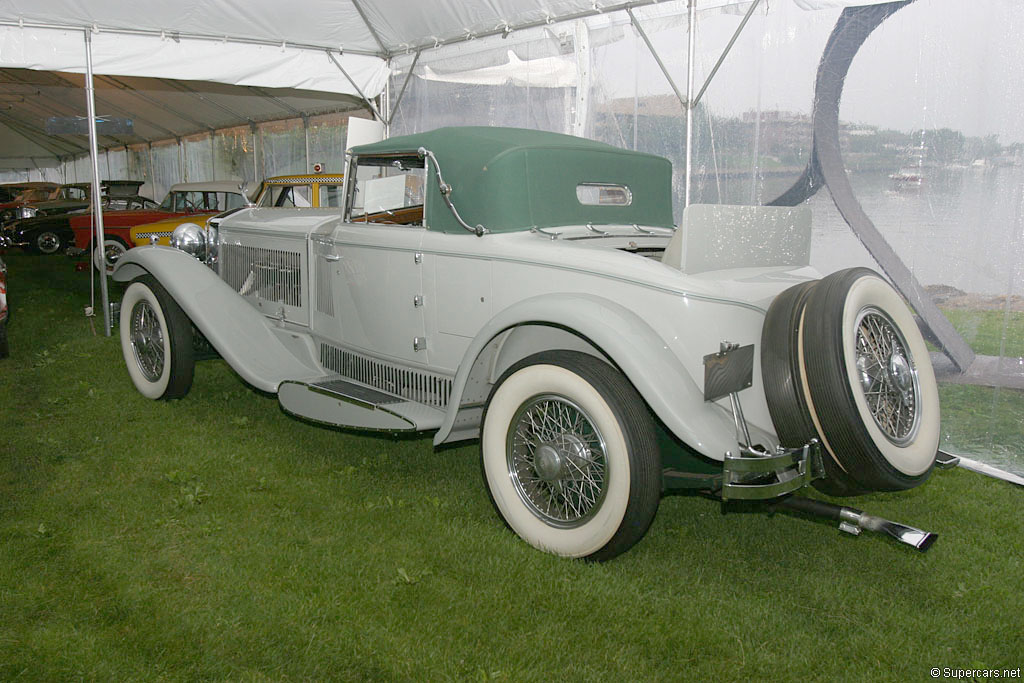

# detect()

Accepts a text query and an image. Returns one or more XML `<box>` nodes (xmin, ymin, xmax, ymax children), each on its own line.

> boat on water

<box><xmin>889</xmin><ymin>166</ymin><xmax>924</xmax><ymax>188</ymax></box>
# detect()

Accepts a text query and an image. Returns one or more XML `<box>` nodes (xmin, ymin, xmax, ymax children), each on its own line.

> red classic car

<box><xmin>72</xmin><ymin>181</ymin><xmax>254</xmax><ymax>270</ymax></box>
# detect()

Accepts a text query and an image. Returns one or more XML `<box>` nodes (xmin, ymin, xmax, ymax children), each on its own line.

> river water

<box><xmin>807</xmin><ymin>166</ymin><xmax>1024</xmax><ymax>299</ymax></box>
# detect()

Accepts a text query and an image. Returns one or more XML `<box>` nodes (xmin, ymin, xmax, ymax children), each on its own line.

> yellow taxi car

<box><xmin>129</xmin><ymin>172</ymin><xmax>345</xmax><ymax>247</ymax></box>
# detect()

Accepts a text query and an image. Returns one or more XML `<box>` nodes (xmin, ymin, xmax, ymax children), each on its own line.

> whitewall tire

<box><xmin>480</xmin><ymin>351</ymin><xmax>660</xmax><ymax>561</ymax></box>
<box><xmin>800</xmin><ymin>268</ymin><xmax>940</xmax><ymax>491</ymax></box>
<box><xmin>119</xmin><ymin>275</ymin><xmax>194</xmax><ymax>400</ymax></box>
<box><xmin>94</xmin><ymin>238</ymin><xmax>128</xmax><ymax>273</ymax></box>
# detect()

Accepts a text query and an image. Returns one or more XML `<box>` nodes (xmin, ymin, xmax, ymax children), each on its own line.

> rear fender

<box><xmin>113</xmin><ymin>246</ymin><xmax>320</xmax><ymax>392</ymax></box>
<box><xmin>435</xmin><ymin>293</ymin><xmax>747</xmax><ymax>460</ymax></box>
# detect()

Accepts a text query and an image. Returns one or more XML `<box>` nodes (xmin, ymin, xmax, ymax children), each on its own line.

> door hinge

<box><xmin>413</xmin><ymin>337</ymin><xmax>427</xmax><ymax>351</ymax></box>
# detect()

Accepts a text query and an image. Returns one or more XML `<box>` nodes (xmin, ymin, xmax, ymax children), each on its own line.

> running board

<box><xmin>278</xmin><ymin>377</ymin><xmax>444</xmax><ymax>432</ymax></box>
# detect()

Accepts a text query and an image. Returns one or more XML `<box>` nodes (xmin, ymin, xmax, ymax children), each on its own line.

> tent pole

<box><xmin>178</xmin><ymin>137</ymin><xmax>186</xmax><ymax>182</ymax></box>
<box><xmin>381</xmin><ymin>62</ymin><xmax>391</xmax><ymax>139</ymax></box>
<box><xmin>684</xmin><ymin>0</ymin><xmax>697</xmax><ymax>209</ymax></box>
<box><xmin>387</xmin><ymin>51</ymin><xmax>420</xmax><ymax>126</ymax></box>
<box><xmin>627</xmin><ymin>8</ymin><xmax>687</xmax><ymax>110</ymax></box>
<box><xmin>691</xmin><ymin>0</ymin><xmax>761</xmax><ymax>109</ymax></box>
<box><xmin>148</xmin><ymin>143</ymin><xmax>155</xmax><ymax>198</ymax></box>
<box><xmin>326</xmin><ymin>50</ymin><xmax>386</xmax><ymax>124</ymax></box>
<box><xmin>84</xmin><ymin>29</ymin><xmax>111</xmax><ymax>336</ymax></box>
<box><xmin>303</xmin><ymin>115</ymin><xmax>311</xmax><ymax>173</ymax></box>
<box><xmin>250</xmin><ymin>123</ymin><xmax>260</xmax><ymax>184</ymax></box>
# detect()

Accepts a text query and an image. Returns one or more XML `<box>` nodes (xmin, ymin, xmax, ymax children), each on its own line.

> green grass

<box><xmin>2</xmin><ymin>250</ymin><xmax>1023</xmax><ymax>680</ymax></box>
<box><xmin>938</xmin><ymin>309</ymin><xmax>1024</xmax><ymax>468</ymax></box>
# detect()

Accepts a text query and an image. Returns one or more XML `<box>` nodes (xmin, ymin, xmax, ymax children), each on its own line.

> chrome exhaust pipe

<box><xmin>776</xmin><ymin>496</ymin><xmax>937</xmax><ymax>552</ymax></box>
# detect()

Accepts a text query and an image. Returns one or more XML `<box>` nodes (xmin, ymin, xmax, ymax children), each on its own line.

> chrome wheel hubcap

<box><xmin>130</xmin><ymin>300</ymin><xmax>164</xmax><ymax>382</ymax></box>
<box><xmin>854</xmin><ymin>307</ymin><xmax>921</xmax><ymax>445</ymax></box>
<box><xmin>38</xmin><ymin>233</ymin><xmax>58</xmax><ymax>252</ymax></box>
<box><xmin>507</xmin><ymin>394</ymin><xmax>608</xmax><ymax>528</ymax></box>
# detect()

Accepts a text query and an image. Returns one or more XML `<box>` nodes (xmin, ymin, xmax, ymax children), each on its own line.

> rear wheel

<box><xmin>119</xmin><ymin>275</ymin><xmax>194</xmax><ymax>399</ymax></box>
<box><xmin>94</xmin><ymin>237</ymin><xmax>128</xmax><ymax>273</ymax></box>
<box><xmin>480</xmin><ymin>351</ymin><xmax>660</xmax><ymax>561</ymax></box>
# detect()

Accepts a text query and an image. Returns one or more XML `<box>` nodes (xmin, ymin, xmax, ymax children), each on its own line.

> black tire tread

<box><xmin>761</xmin><ymin>280</ymin><xmax>866</xmax><ymax>496</ymax></box>
<box><xmin>802</xmin><ymin>267</ymin><xmax>932</xmax><ymax>492</ymax></box>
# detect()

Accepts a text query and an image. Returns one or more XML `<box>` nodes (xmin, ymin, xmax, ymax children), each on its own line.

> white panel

<box><xmin>0</xmin><ymin>0</ymin><xmax>379</xmax><ymax>55</ymax></box>
<box><xmin>345</xmin><ymin>118</ymin><xmax>385</xmax><ymax>150</ymax></box>
<box><xmin>0</xmin><ymin>26</ymin><xmax>389</xmax><ymax>97</ymax></box>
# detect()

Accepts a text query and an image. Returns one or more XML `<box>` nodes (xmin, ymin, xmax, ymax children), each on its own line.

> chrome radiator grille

<box><xmin>221</xmin><ymin>244</ymin><xmax>302</xmax><ymax>307</ymax></box>
<box><xmin>320</xmin><ymin>344</ymin><xmax>452</xmax><ymax>409</ymax></box>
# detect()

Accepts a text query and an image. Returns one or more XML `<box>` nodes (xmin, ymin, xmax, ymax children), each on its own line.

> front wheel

<box><xmin>34</xmin><ymin>230</ymin><xmax>64</xmax><ymax>255</ymax></box>
<box><xmin>480</xmin><ymin>351</ymin><xmax>660</xmax><ymax>561</ymax></box>
<box><xmin>119</xmin><ymin>275</ymin><xmax>194</xmax><ymax>399</ymax></box>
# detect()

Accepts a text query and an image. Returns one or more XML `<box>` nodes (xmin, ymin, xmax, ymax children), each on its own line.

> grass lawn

<box><xmin>2</xmin><ymin>250</ymin><xmax>1022</xmax><ymax>680</ymax></box>
<box><xmin>937</xmin><ymin>309</ymin><xmax>1024</xmax><ymax>472</ymax></box>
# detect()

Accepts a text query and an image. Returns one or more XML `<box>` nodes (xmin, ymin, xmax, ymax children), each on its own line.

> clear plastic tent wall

<box><xmin>389</xmin><ymin>0</ymin><xmax>1023</xmax><ymax>475</ymax></box>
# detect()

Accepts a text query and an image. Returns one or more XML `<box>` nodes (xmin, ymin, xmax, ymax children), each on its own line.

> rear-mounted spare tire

<box><xmin>762</xmin><ymin>279</ymin><xmax>865</xmax><ymax>496</ymax></box>
<box><xmin>762</xmin><ymin>268</ymin><xmax>940</xmax><ymax>493</ymax></box>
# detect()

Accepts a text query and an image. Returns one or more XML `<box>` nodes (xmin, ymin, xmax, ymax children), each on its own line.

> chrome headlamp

<box><xmin>18</xmin><ymin>207</ymin><xmax>37</xmax><ymax>219</ymax></box>
<box><xmin>170</xmin><ymin>222</ymin><xmax>207</xmax><ymax>261</ymax></box>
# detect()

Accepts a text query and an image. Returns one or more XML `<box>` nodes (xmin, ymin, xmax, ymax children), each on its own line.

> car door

<box><xmin>330</xmin><ymin>223</ymin><xmax>426</xmax><ymax>365</ymax></box>
<box><xmin>326</xmin><ymin>153</ymin><xmax>429</xmax><ymax>366</ymax></box>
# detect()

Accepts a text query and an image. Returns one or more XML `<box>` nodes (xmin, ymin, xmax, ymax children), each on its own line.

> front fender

<box><xmin>113</xmin><ymin>246</ymin><xmax>319</xmax><ymax>392</ymax></box>
<box><xmin>434</xmin><ymin>293</ymin><xmax>745</xmax><ymax>460</ymax></box>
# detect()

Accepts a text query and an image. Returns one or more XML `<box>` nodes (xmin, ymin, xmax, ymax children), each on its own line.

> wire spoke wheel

<box><xmin>508</xmin><ymin>394</ymin><xmax>608</xmax><ymax>528</ymax></box>
<box><xmin>854</xmin><ymin>307</ymin><xmax>920</xmax><ymax>445</ymax></box>
<box><xmin>119</xmin><ymin>275</ymin><xmax>194</xmax><ymax>400</ymax></box>
<box><xmin>797</xmin><ymin>267</ymin><xmax>939</xmax><ymax>492</ymax></box>
<box><xmin>481</xmin><ymin>351</ymin><xmax>660</xmax><ymax>561</ymax></box>
<box><xmin>130</xmin><ymin>299</ymin><xmax>165</xmax><ymax>382</ymax></box>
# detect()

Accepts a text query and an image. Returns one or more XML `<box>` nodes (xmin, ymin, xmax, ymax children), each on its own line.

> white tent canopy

<box><xmin>0</xmin><ymin>0</ymin><xmax>894</xmax><ymax>85</ymax></box>
<box><xmin>0</xmin><ymin>0</ymin><xmax>897</xmax><ymax>169</ymax></box>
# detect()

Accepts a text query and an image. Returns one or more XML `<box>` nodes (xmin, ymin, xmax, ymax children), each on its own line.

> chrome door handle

<box><xmin>324</xmin><ymin>254</ymin><xmax>341</xmax><ymax>262</ymax></box>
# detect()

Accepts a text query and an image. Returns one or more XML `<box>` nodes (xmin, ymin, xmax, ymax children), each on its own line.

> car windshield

<box><xmin>158</xmin><ymin>190</ymin><xmax>246</xmax><ymax>213</ymax></box>
<box><xmin>346</xmin><ymin>157</ymin><xmax>426</xmax><ymax>225</ymax></box>
<box><xmin>60</xmin><ymin>186</ymin><xmax>89</xmax><ymax>201</ymax></box>
<box><xmin>15</xmin><ymin>188</ymin><xmax>56</xmax><ymax>203</ymax></box>
<box><xmin>104</xmin><ymin>196</ymin><xmax>158</xmax><ymax>211</ymax></box>
<box><xmin>258</xmin><ymin>185</ymin><xmax>313</xmax><ymax>208</ymax></box>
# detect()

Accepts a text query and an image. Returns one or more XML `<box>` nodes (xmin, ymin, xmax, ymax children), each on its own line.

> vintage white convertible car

<box><xmin>112</xmin><ymin>127</ymin><xmax>940</xmax><ymax>560</ymax></box>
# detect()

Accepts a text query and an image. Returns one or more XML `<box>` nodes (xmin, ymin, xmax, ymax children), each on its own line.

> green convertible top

<box><xmin>350</xmin><ymin>126</ymin><xmax>674</xmax><ymax>234</ymax></box>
